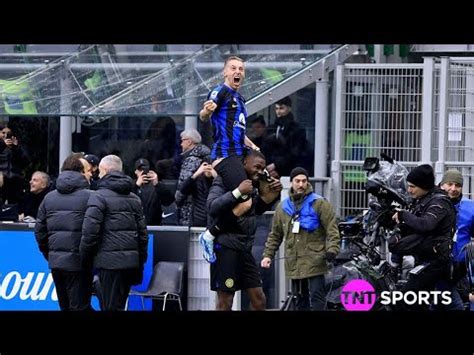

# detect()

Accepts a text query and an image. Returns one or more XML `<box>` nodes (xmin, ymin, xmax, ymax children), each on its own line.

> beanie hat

<box><xmin>290</xmin><ymin>167</ymin><xmax>309</xmax><ymax>181</ymax></box>
<box><xmin>440</xmin><ymin>169</ymin><xmax>463</xmax><ymax>186</ymax></box>
<box><xmin>407</xmin><ymin>164</ymin><xmax>435</xmax><ymax>190</ymax></box>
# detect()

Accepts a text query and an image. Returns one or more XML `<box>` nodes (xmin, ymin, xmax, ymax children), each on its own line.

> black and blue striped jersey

<box><xmin>207</xmin><ymin>84</ymin><xmax>247</xmax><ymax>160</ymax></box>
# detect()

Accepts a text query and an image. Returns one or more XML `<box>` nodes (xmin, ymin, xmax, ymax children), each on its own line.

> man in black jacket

<box><xmin>207</xmin><ymin>150</ymin><xmax>282</xmax><ymax>310</ymax></box>
<box><xmin>35</xmin><ymin>154</ymin><xmax>93</xmax><ymax>311</ymax></box>
<box><xmin>80</xmin><ymin>155</ymin><xmax>148</xmax><ymax>311</ymax></box>
<box><xmin>263</xmin><ymin>97</ymin><xmax>313</xmax><ymax>177</ymax></box>
<box><xmin>391</xmin><ymin>164</ymin><xmax>456</xmax><ymax>310</ymax></box>
<box><xmin>177</xmin><ymin>160</ymin><xmax>216</xmax><ymax>227</ymax></box>
<box><xmin>133</xmin><ymin>158</ymin><xmax>175</xmax><ymax>226</ymax></box>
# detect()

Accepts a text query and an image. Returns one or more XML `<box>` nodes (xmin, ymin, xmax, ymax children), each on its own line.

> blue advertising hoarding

<box><xmin>0</xmin><ymin>230</ymin><xmax>153</xmax><ymax>311</ymax></box>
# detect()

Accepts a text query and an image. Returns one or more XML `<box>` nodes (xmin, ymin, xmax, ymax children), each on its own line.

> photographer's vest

<box><xmin>282</xmin><ymin>192</ymin><xmax>323</xmax><ymax>232</ymax></box>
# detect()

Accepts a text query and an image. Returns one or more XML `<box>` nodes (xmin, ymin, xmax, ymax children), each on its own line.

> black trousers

<box><xmin>99</xmin><ymin>269</ymin><xmax>134</xmax><ymax>311</ymax></box>
<box><xmin>51</xmin><ymin>270</ymin><xmax>93</xmax><ymax>311</ymax></box>
<box><xmin>214</xmin><ymin>155</ymin><xmax>247</xmax><ymax>192</ymax></box>
<box><xmin>399</xmin><ymin>259</ymin><xmax>450</xmax><ymax>310</ymax></box>
<box><xmin>291</xmin><ymin>275</ymin><xmax>327</xmax><ymax>311</ymax></box>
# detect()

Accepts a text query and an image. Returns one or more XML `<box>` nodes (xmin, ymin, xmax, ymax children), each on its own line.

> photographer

<box><xmin>132</xmin><ymin>158</ymin><xmax>174</xmax><ymax>226</ymax></box>
<box><xmin>261</xmin><ymin>167</ymin><xmax>340</xmax><ymax>310</ymax></box>
<box><xmin>390</xmin><ymin>164</ymin><xmax>456</xmax><ymax>309</ymax></box>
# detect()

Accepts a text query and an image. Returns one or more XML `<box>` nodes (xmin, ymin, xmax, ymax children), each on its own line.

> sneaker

<box><xmin>199</xmin><ymin>232</ymin><xmax>216</xmax><ymax>263</ymax></box>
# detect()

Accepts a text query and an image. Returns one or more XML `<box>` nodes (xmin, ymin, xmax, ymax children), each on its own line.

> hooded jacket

<box><xmin>80</xmin><ymin>171</ymin><xmax>148</xmax><ymax>270</ymax></box>
<box><xmin>263</xmin><ymin>184</ymin><xmax>340</xmax><ymax>279</ymax></box>
<box><xmin>35</xmin><ymin>171</ymin><xmax>92</xmax><ymax>271</ymax></box>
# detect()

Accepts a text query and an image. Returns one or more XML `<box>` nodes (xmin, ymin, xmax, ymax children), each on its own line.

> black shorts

<box><xmin>210</xmin><ymin>243</ymin><xmax>263</xmax><ymax>292</ymax></box>
<box><xmin>214</xmin><ymin>155</ymin><xmax>247</xmax><ymax>192</ymax></box>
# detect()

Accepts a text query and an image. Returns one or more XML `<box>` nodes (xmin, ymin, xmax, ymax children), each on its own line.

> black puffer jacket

<box><xmin>80</xmin><ymin>172</ymin><xmax>148</xmax><ymax>270</ymax></box>
<box><xmin>398</xmin><ymin>187</ymin><xmax>456</xmax><ymax>262</ymax></box>
<box><xmin>207</xmin><ymin>176</ymin><xmax>272</xmax><ymax>251</ymax></box>
<box><xmin>34</xmin><ymin>171</ymin><xmax>92</xmax><ymax>271</ymax></box>
<box><xmin>132</xmin><ymin>181</ymin><xmax>174</xmax><ymax>226</ymax></box>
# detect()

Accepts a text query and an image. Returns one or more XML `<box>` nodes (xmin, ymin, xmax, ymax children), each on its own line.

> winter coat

<box><xmin>80</xmin><ymin>171</ymin><xmax>148</xmax><ymax>270</ymax></box>
<box><xmin>207</xmin><ymin>176</ymin><xmax>273</xmax><ymax>251</ymax></box>
<box><xmin>35</xmin><ymin>171</ymin><xmax>92</xmax><ymax>271</ymax></box>
<box><xmin>175</xmin><ymin>143</ymin><xmax>211</xmax><ymax>225</ymax></box>
<box><xmin>452</xmin><ymin>197</ymin><xmax>474</xmax><ymax>263</ymax></box>
<box><xmin>178</xmin><ymin>174</ymin><xmax>213</xmax><ymax>227</ymax></box>
<box><xmin>398</xmin><ymin>187</ymin><xmax>456</xmax><ymax>262</ymax></box>
<box><xmin>133</xmin><ymin>181</ymin><xmax>174</xmax><ymax>226</ymax></box>
<box><xmin>263</xmin><ymin>184</ymin><xmax>340</xmax><ymax>279</ymax></box>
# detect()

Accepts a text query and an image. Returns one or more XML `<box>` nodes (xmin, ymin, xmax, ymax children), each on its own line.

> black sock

<box><xmin>210</xmin><ymin>224</ymin><xmax>220</xmax><ymax>236</ymax></box>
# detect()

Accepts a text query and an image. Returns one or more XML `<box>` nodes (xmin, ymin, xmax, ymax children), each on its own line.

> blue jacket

<box><xmin>452</xmin><ymin>197</ymin><xmax>474</xmax><ymax>263</ymax></box>
<box><xmin>282</xmin><ymin>192</ymin><xmax>323</xmax><ymax>232</ymax></box>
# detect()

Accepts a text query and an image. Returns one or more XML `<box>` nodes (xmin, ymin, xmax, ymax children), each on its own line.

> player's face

<box><xmin>224</xmin><ymin>59</ymin><xmax>245</xmax><ymax>90</ymax></box>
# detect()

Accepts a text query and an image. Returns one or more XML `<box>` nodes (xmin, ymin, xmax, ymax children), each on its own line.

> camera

<box><xmin>258</xmin><ymin>169</ymin><xmax>273</xmax><ymax>183</ymax></box>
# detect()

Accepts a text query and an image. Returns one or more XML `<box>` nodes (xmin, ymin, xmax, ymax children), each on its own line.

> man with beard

<box><xmin>261</xmin><ymin>167</ymin><xmax>340</xmax><ymax>310</ymax></box>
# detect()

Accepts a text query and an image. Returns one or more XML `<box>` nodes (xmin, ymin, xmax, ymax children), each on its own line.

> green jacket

<box><xmin>263</xmin><ymin>184</ymin><xmax>340</xmax><ymax>279</ymax></box>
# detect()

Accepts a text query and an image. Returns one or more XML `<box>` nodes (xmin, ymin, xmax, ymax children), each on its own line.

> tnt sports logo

<box><xmin>340</xmin><ymin>279</ymin><xmax>377</xmax><ymax>311</ymax></box>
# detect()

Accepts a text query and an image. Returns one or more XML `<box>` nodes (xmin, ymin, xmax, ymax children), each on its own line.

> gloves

<box><xmin>325</xmin><ymin>251</ymin><xmax>337</xmax><ymax>262</ymax></box>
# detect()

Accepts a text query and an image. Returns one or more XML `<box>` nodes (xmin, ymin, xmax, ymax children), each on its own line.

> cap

<box><xmin>135</xmin><ymin>158</ymin><xmax>150</xmax><ymax>171</ymax></box>
<box><xmin>84</xmin><ymin>154</ymin><xmax>99</xmax><ymax>167</ymax></box>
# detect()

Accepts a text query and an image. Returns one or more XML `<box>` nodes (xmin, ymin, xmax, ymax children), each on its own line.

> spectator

<box><xmin>0</xmin><ymin>125</ymin><xmax>29</xmax><ymax>204</ymax></box>
<box><xmin>175</xmin><ymin>129</ymin><xmax>211</xmax><ymax>226</ymax></box>
<box><xmin>84</xmin><ymin>154</ymin><xmax>100</xmax><ymax>190</ymax></box>
<box><xmin>34</xmin><ymin>154</ymin><xmax>93</xmax><ymax>311</ymax></box>
<box><xmin>19</xmin><ymin>171</ymin><xmax>51</xmax><ymax>222</ymax></box>
<box><xmin>80</xmin><ymin>155</ymin><xmax>148</xmax><ymax>311</ymax></box>
<box><xmin>133</xmin><ymin>158</ymin><xmax>175</xmax><ymax>226</ymax></box>
<box><xmin>177</xmin><ymin>160</ymin><xmax>216</xmax><ymax>227</ymax></box>
<box><xmin>264</xmin><ymin>97</ymin><xmax>312</xmax><ymax>177</ymax></box>
<box><xmin>248</xmin><ymin>115</ymin><xmax>267</xmax><ymax>149</ymax></box>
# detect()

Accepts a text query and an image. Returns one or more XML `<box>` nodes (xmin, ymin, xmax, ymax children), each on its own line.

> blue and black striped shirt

<box><xmin>208</xmin><ymin>84</ymin><xmax>247</xmax><ymax>160</ymax></box>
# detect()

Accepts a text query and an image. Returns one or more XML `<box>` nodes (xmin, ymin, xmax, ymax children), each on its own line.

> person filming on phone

<box><xmin>133</xmin><ymin>158</ymin><xmax>174</xmax><ymax>226</ymax></box>
<box><xmin>0</xmin><ymin>125</ymin><xmax>29</xmax><ymax>204</ymax></box>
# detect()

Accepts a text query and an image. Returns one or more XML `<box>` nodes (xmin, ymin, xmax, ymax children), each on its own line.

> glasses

<box><xmin>181</xmin><ymin>138</ymin><xmax>190</xmax><ymax>142</ymax></box>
